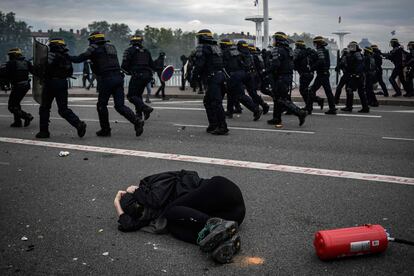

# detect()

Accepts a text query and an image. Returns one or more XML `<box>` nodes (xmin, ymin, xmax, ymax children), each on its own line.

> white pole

<box><xmin>263</xmin><ymin>0</ymin><xmax>269</xmax><ymax>48</ymax></box>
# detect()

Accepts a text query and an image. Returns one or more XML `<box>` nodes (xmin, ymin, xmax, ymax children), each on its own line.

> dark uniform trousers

<box><xmin>298</xmin><ymin>72</ymin><xmax>321</xmax><ymax>111</ymax></box>
<box><xmin>8</xmin><ymin>81</ymin><xmax>31</xmax><ymax>122</ymax></box>
<box><xmin>272</xmin><ymin>75</ymin><xmax>302</xmax><ymax>123</ymax></box>
<box><xmin>244</xmin><ymin>72</ymin><xmax>266</xmax><ymax>108</ymax></box>
<box><xmin>375</xmin><ymin>69</ymin><xmax>388</xmax><ymax>96</ymax></box>
<box><xmin>39</xmin><ymin>79</ymin><xmax>81</xmax><ymax>132</ymax></box>
<box><xmin>344</xmin><ymin>75</ymin><xmax>369</xmax><ymax>110</ymax></box>
<box><xmin>96</xmin><ymin>74</ymin><xmax>137</xmax><ymax>130</ymax></box>
<box><xmin>334</xmin><ymin>73</ymin><xmax>350</xmax><ymax>103</ymax></box>
<box><xmin>227</xmin><ymin>71</ymin><xmax>257</xmax><ymax>114</ymax></box>
<box><xmin>365</xmin><ymin>72</ymin><xmax>378</xmax><ymax>105</ymax></box>
<box><xmin>309</xmin><ymin>71</ymin><xmax>336</xmax><ymax>110</ymax></box>
<box><xmin>389</xmin><ymin>67</ymin><xmax>411</xmax><ymax>95</ymax></box>
<box><xmin>127</xmin><ymin>72</ymin><xmax>152</xmax><ymax>117</ymax></box>
<box><xmin>203</xmin><ymin>72</ymin><xmax>226</xmax><ymax>128</ymax></box>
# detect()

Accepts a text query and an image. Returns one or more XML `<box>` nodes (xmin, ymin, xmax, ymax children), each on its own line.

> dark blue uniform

<box><xmin>372</xmin><ymin>49</ymin><xmax>388</xmax><ymax>96</ymax></box>
<box><xmin>384</xmin><ymin>46</ymin><xmax>412</xmax><ymax>96</ymax></box>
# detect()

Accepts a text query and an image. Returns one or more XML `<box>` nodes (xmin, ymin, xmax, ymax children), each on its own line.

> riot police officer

<box><xmin>219</xmin><ymin>39</ymin><xmax>260</xmax><ymax>120</ymax></box>
<box><xmin>36</xmin><ymin>38</ymin><xmax>86</xmax><ymax>138</ymax></box>
<box><xmin>383</xmin><ymin>38</ymin><xmax>412</xmax><ymax>97</ymax></box>
<box><xmin>121</xmin><ymin>34</ymin><xmax>154</xmax><ymax>121</ymax></box>
<box><xmin>192</xmin><ymin>29</ymin><xmax>228</xmax><ymax>135</ymax></box>
<box><xmin>334</xmin><ymin>48</ymin><xmax>350</xmax><ymax>104</ymax></box>
<box><xmin>70</xmin><ymin>32</ymin><xmax>144</xmax><ymax>137</ymax></box>
<box><xmin>154</xmin><ymin>52</ymin><xmax>168</xmax><ymax>100</ymax></box>
<box><xmin>363</xmin><ymin>47</ymin><xmax>379</xmax><ymax>107</ymax></box>
<box><xmin>267</xmin><ymin>32</ymin><xmax>306</xmax><ymax>128</ymax></box>
<box><xmin>2</xmin><ymin>48</ymin><xmax>34</xmax><ymax>127</ymax></box>
<box><xmin>293</xmin><ymin>40</ymin><xmax>323</xmax><ymax>114</ymax></box>
<box><xmin>406</xmin><ymin>42</ymin><xmax>414</xmax><ymax>96</ymax></box>
<box><xmin>371</xmin><ymin>45</ymin><xmax>389</xmax><ymax>97</ymax></box>
<box><xmin>340</xmin><ymin>41</ymin><xmax>369</xmax><ymax>113</ymax></box>
<box><xmin>309</xmin><ymin>36</ymin><xmax>337</xmax><ymax>114</ymax></box>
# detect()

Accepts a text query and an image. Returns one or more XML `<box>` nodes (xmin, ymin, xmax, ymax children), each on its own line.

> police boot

<box><xmin>211</xmin><ymin>126</ymin><xmax>229</xmax><ymax>135</ymax></box>
<box><xmin>206</xmin><ymin>125</ymin><xmax>217</xmax><ymax>133</ymax></box>
<box><xmin>211</xmin><ymin>234</ymin><xmax>241</xmax><ymax>264</ymax></box>
<box><xmin>341</xmin><ymin>107</ymin><xmax>353</xmax><ymax>112</ymax></box>
<box><xmin>77</xmin><ymin>121</ymin><xmax>87</xmax><ymax>138</ymax></box>
<box><xmin>23</xmin><ymin>114</ymin><xmax>34</xmax><ymax>127</ymax></box>
<box><xmin>197</xmin><ymin>218</ymin><xmax>238</xmax><ymax>253</ymax></box>
<box><xmin>324</xmin><ymin>109</ymin><xmax>337</xmax><ymax>115</ymax></box>
<box><xmin>134</xmin><ymin>119</ymin><xmax>145</xmax><ymax>137</ymax></box>
<box><xmin>358</xmin><ymin>107</ymin><xmax>370</xmax><ymax>113</ymax></box>
<box><xmin>96</xmin><ymin>128</ymin><xmax>111</xmax><ymax>137</ymax></box>
<box><xmin>262</xmin><ymin>103</ymin><xmax>270</xmax><ymax>115</ymax></box>
<box><xmin>36</xmin><ymin>130</ymin><xmax>50</xmax><ymax>139</ymax></box>
<box><xmin>143</xmin><ymin>106</ymin><xmax>154</xmax><ymax>120</ymax></box>
<box><xmin>253</xmin><ymin>109</ymin><xmax>263</xmax><ymax>121</ymax></box>
<box><xmin>298</xmin><ymin>109</ymin><xmax>307</xmax><ymax>126</ymax></box>
<box><xmin>10</xmin><ymin>120</ymin><xmax>22</xmax><ymax>128</ymax></box>
<box><xmin>267</xmin><ymin>118</ymin><xmax>280</xmax><ymax>125</ymax></box>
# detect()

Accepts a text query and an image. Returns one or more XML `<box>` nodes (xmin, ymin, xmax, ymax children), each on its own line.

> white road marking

<box><xmin>0</xmin><ymin>137</ymin><xmax>413</xmax><ymax>186</ymax></box>
<box><xmin>0</xmin><ymin>161</ymin><xmax>10</xmax><ymax>166</ymax></box>
<box><xmin>173</xmin><ymin>124</ymin><xmax>315</xmax><ymax>135</ymax></box>
<box><xmin>311</xmin><ymin>113</ymin><xmax>382</xmax><ymax>118</ymax></box>
<box><xmin>382</xmin><ymin>137</ymin><xmax>414</xmax><ymax>142</ymax></box>
<box><xmin>374</xmin><ymin>110</ymin><xmax>414</xmax><ymax>114</ymax></box>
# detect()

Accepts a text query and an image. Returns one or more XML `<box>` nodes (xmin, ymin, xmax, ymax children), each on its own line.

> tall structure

<box><xmin>245</xmin><ymin>16</ymin><xmax>272</xmax><ymax>49</ymax></box>
<box><xmin>263</xmin><ymin>0</ymin><xmax>269</xmax><ymax>48</ymax></box>
<box><xmin>332</xmin><ymin>31</ymin><xmax>350</xmax><ymax>51</ymax></box>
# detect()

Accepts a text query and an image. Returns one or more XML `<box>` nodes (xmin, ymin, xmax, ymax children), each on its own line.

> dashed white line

<box><xmin>382</xmin><ymin>137</ymin><xmax>414</xmax><ymax>142</ymax></box>
<box><xmin>173</xmin><ymin>124</ymin><xmax>315</xmax><ymax>135</ymax></box>
<box><xmin>0</xmin><ymin>137</ymin><xmax>413</xmax><ymax>186</ymax></box>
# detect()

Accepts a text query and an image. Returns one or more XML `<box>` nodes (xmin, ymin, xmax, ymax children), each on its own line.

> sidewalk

<box><xmin>1</xmin><ymin>87</ymin><xmax>413</xmax><ymax>106</ymax></box>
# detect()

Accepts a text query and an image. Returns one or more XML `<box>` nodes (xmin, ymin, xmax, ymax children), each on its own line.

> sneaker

<box><xmin>262</xmin><ymin>103</ymin><xmax>270</xmax><ymax>115</ymax></box>
<box><xmin>77</xmin><ymin>121</ymin><xmax>87</xmax><ymax>138</ymax></box>
<box><xmin>24</xmin><ymin>114</ymin><xmax>34</xmax><ymax>127</ymax></box>
<box><xmin>341</xmin><ymin>107</ymin><xmax>352</xmax><ymax>112</ymax></box>
<box><xmin>36</xmin><ymin>131</ymin><xmax>50</xmax><ymax>138</ymax></box>
<box><xmin>211</xmin><ymin>234</ymin><xmax>241</xmax><ymax>264</ymax></box>
<box><xmin>135</xmin><ymin>119</ymin><xmax>145</xmax><ymax>137</ymax></box>
<box><xmin>324</xmin><ymin>109</ymin><xmax>337</xmax><ymax>115</ymax></box>
<box><xmin>96</xmin><ymin>128</ymin><xmax>111</xmax><ymax>137</ymax></box>
<box><xmin>298</xmin><ymin>110</ymin><xmax>307</xmax><ymax>126</ymax></box>
<box><xmin>198</xmin><ymin>218</ymin><xmax>238</xmax><ymax>252</ymax></box>
<box><xmin>143</xmin><ymin>107</ymin><xmax>154</xmax><ymax>120</ymax></box>
<box><xmin>253</xmin><ymin>109</ymin><xmax>263</xmax><ymax>121</ymax></box>
<box><xmin>10</xmin><ymin>121</ymin><xmax>22</xmax><ymax>128</ymax></box>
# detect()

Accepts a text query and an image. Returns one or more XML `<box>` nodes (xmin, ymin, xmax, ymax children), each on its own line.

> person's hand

<box><xmin>126</xmin><ymin>185</ymin><xmax>139</xmax><ymax>194</ymax></box>
<box><xmin>114</xmin><ymin>190</ymin><xmax>126</xmax><ymax>204</ymax></box>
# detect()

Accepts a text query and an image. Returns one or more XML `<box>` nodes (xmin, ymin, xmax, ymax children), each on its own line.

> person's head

<box><xmin>341</xmin><ymin>47</ymin><xmax>349</xmax><ymax>55</ymax></box>
<box><xmin>295</xmin><ymin>40</ymin><xmax>306</xmax><ymax>49</ymax></box>
<box><xmin>120</xmin><ymin>193</ymin><xmax>145</xmax><ymax>219</ymax></box>
<box><xmin>130</xmin><ymin>34</ymin><xmax>144</xmax><ymax>46</ymax></box>
<box><xmin>237</xmin><ymin>40</ymin><xmax>249</xmax><ymax>51</ymax></box>
<box><xmin>196</xmin><ymin>29</ymin><xmax>214</xmax><ymax>44</ymax></box>
<box><xmin>407</xmin><ymin>41</ymin><xmax>414</xmax><ymax>51</ymax></box>
<box><xmin>273</xmin><ymin>32</ymin><xmax>289</xmax><ymax>47</ymax></box>
<box><xmin>390</xmin><ymin>38</ymin><xmax>400</xmax><ymax>48</ymax></box>
<box><xmin>219</xmin><ymin>38</ymin><xmax>233</xmax><ymax>50</ymax></box>
<box><xmin>347</xmin><ymin>41</ymin><xmax>360</xmax><ymax>52</ymax></box>
<box><xmin>7</xmin><ymin>48</ymin><xmax>23</xmax><ymax>60</ymax></box>
<box><xmin>364</xmin><ymin>46</ymin><xmax>373</xmax><ymax>55</ymax></box>
<box><xmin>371</xmin><ymin>44</ymin><xmax>380</xmax><ymax>53</ymax></box>
<box><xmin>313</xmin><ymin>36</ymin><xmax>327</xmax><ymax>48</ymax></box>
<box><xmin>48</xmin><ymin>38</ymin><xmax>68</xmax><ymax>52</ymax></box>
<box><xmin>88</xmin><ymin>31</ymin><xmax>107</xmax><ymax>45</ymax></box>
<box><xmin>159</xmin><ymin>52</ymin><xmax>166</xmax><ymax>58</ymax></box>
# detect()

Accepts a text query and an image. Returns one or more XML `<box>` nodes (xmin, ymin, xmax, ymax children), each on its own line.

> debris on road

<box><xmin>161</xmin><ymin>269</ymin><xmax>167</xmax><ymax>273</ymax></box>
<box><xmin>98</xmin><ymin>229</ymin><xmax>104</xmax><ymax>233</ymax></box>
<box><xmin>83</xmin><ymin>157</ymin><xmax>89</xmax><ymax>161</ymax></box>
<box><xmin>21</xmin><ymin>236</ymin><xmax>28</xmax><ymax>241</ymax></box>
<box><xmin>102</xmin><ymin>252</ymin><xmax>109</xmax><ymax>256</ymax></box>
<box><xmin>73</xmin><ymin>258</ymin><xmax>78</xmax><ymax>261</ymax></box>
<box><xmin>58</xmin><ymin>151</ymin><xmax>70</xmax><ymax>157</ymax></box>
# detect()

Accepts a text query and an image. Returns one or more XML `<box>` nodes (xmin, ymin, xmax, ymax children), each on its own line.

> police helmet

<box><xmin>219</xmin><ymin>38</ymin><xmax>233</xmax><ymax>49</ymax></box>
<box><xmin>364</xmin><ymin>46</ymin><xmax>373</xmax><ymax>54</ymax></box>
<box><xmin>48</xmin><ymin>38</ymin><xmax>68</xmax><ymax>52</ymax></box>
<box><xmin>130</xmin><ymin>34</ymin><xmax>144</xmax><ymax>45</ymax></box>
<box><xmin>390</xmin><ymin>38</ymin><xmax>400</xmax><ymax>48</ymax></box>
<box><xmin>88</xmin><ymin>31</ymin><xmax>107</xmax><ymax>44</ymax></box>
<box><xmin>407</xmin><ymin>41</ymin><xmax>414</xmax><ymax>50</ymax></box>
<box><xmin>7</xmin><ymin>48</ymin><xmax>23</xmax><ymax>57</ymax></box>
<box><xmin>295</xmin><ymin>40</ymin><xmax>306</xmax><ymax>48</ymax></box>
<box><xmin>347</xmin><ymin>41</ymin><xmax>360</xmax><ymax>52</ymax></box>
<box><xmin>273</xmin><ymin>32</ymin><xmax>289</xmax><ymax>46</ymax></box>
<box><xmin>196</xmin><ymin>29</ymin><xmax>214</xmax><ymax>44</ymax></box>
<box><xmin>313</xmin><ymin>36</ymin><xmax>327</xmax><ymax>47</ymax></box>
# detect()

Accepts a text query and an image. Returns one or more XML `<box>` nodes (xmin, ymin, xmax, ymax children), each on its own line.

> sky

<box><xmin>1</xmin><ymin>0</ymin><xmax>413</xmax><ymax>49</ymax></box>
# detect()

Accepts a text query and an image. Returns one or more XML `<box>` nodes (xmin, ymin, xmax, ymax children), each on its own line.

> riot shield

<box><xmin>32</xmin><ymin>40</ymin><xmax>48</xmax><ymax>104</ymax></box>
<box><xmin>0</xmin><ymin>63</ymin><xmax>10</xmax><ymax>92</ymax></box>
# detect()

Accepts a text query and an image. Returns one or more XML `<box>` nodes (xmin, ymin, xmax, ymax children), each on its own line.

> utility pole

<box><xmin>263</xmin><ymin>0</ymin><xmax>269</xmax><ymax>48</ymax></box>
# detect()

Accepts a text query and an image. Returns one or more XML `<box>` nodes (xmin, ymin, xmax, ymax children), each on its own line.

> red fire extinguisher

<box><xmin>314</xmin><ymin>224</ymin><xmax>414</xmax><ymax>260</ymax></box>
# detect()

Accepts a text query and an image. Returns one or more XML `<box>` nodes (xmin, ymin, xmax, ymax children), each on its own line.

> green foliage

<box><xmin>0</xmin><ymin>11</ymin><xmax>32</xmax><ymax>62</ymax></box>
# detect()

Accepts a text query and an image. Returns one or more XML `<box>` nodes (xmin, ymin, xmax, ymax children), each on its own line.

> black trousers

<box><xmin>334</xmin><ymin>73</ymin><xmax>349</xmax><ymax>104</ymax></box>
<box><xmin>227</xmin><ymin>71</ymin><xmax>257</xmax><ymax>114</ymax></box>
<box><xmin>96</xmin><ymin>74</ymin><xmax>137</xmax><ymax>130</ymax></box>
<box><xmin>345</xmin><ymin>75</ymin><xmax>369</xmax><ymax>109</ymax></box>
<box><xmin>127</xmin><ymin>73</ymin><xmax>152</xmax><ymax>117</ymax></box>
<box><xmin>39</xmin><ymin>79</ymin><xmax>81</xmax><ymax>132</ymax></box>
<box><xmin>8</xmin><ymin>82</ymin><xmax>31</xmax><ymax>123</ymax></box>
<box><xmin>203</xmin><ymin>72</ymin><xmax>227</xmax><ymax>128</ymax></box>
<box><xmin>180</xmin><ymin>67</ymin><xmax>186</xmax><ymax>89</ymax></box>
<box><xmin>309</xmin><ymin>72</ymin><xmax>336</xmax><ymax>110</ymax></box>
<box><xmin>389</xmin><ymin>67</ymin><xmax>411</xmax><ymax>95</ymax></box>
<box><xmin>365</xmin><ymin>73</ymin><xmax>378</xmax><ymax>105</ymax></box>
<box><xmin>375</xmin><ymin>69</ymin><xmax>388</xmax><ymax>96</ymax></box>
<box><xmin>155</xmin><ymin>71</ymin><xmax>166</xmax><ymax>97</ymax></box>
<box><xmin>245</xmin><ymin>72</ymin><xmax>267</xmax><ymax>108</ymax></box>
<box><xmin>272</xmin><ymin>75</ymin><xmax>301</xmax><ymax>123</ymax></box>
<box><xmin>298</xmin><ymin>72</ymin><xmax>321</xmax><ymax>111</ymax></box>
<box><xmin>164</xmin><ymin>176</ymin><xmax>246</xmax><ymax>244</ymax></box>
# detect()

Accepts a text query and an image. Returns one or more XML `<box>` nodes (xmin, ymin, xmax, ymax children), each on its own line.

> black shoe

<box><xmin>24</xmin><ymin>114</ymin><xmax>34</xmax><ymax>127</ymax></box>
<box><xmin>211</xmin><ymin>127</ymin><xmax>229</xmax><ymax>135</ymax></box>
<box><xmin>358</xmin><ymin>108</ymin><xmax>370</xmax><ymax>113</ymax></box>
<box><xmin>96</xmin><ymin>128</ymin><xmax>111</xmax><ymax>137</ymax></box>
<box><xmin>317</xmin><ymin>98</ymin><xmax>325</xmax><ymax>110</ymax></box>
<box><xmin>135</xmin><ymin>119</ymin><xmax>144</xmax><ymax>137</ymax></box>
<box><xmin>211</xmin><ymin>234</ymin><xmax>241</xmax><ymax>264</ymax></box>
<box><xmin>392</xmin><ymin>93</ymin><xmax>402</xmax><ymax>97</ymax></box>
<box><xmin>225</xmin><ymin>111</ymin><xmax>233</xmax><ymax>119</ymax></box>
<box><xmin>143</xmin><ymin>107</ymin><xmax>154</xmax><ymax>120</ymax></box>
<box><xmin>384</xmin><ymin>93</ymin><xmax>389</xmax><ymax>97</ymax></box>
<box><xmin>36</xmin><ymin>131</ymin><xmax>50</xmax><ymax>138</ymax></box>
<box><xmin>10</xmin><ymin>121</ymin><xmax>22</xmax><ymax>128</ymax></box>
<box><xmin>403</xmin><ymin>93</ymin><xmax>413</xmax><ymax>97</ymax></box>
<box><xmin>341</xmin><ymin>107</ymin><xmax>352</xmax><ymax>112</ymax></box>
<box><xmin>77</xmin><ymin>121</ymin><xmax>87</xmax><ymax>138</ymax></box>
<box><xmin>198</xmin><ymin>218</ymin><xmax>238</xmax><ymax>252</ymax></box>
<box><xmin>298</xmin><ymin>110</ymin><xmax>307</xmax><ymax>126</ymax></box>
<box><xmin>325</xmin><ymin>109</ymin><xmax>337</xmax><ymax>115</ymax></box>
<box><xmin>262</xmin><ymin>103</ymin><xmax>270</xmax><ymax>115</ymax></box>
<box><xmin>162</xmin><ymin>97</ymin><xmax>170</xmax><ymax>101</ymax></box>
<box><xmin>253</xmin><ymin>109</ymin><xmax>263</xmax><ymax>121</ymax></box>
<box><xmin>179</xmin><ymin>87</ymin><xmax>185</xmax><ymax>91</ymax></box>
<box><xmin>307</xmin><ymin>109</ymin><xmax>313</xmax><ymax>115</ymax></box>
<box><xmin>206</xmin><ymin>125</ymin><xmax>217</xmax><ymax>133</ymax></box>
<box><xmin>267</xmin><ymin>118</ymin><xmax>280</xmax><ymax>125</ymax></box>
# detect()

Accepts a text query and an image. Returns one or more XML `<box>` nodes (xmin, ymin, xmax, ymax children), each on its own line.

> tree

<box><xmin>0</xmin><ymin>11</ymin><xmax>32</xmax><ymax>62</ymax></box>
<box><xmin>88</xmin><ymin>21</ymin><xmax>110</xmax><ymax>34</ymax></box>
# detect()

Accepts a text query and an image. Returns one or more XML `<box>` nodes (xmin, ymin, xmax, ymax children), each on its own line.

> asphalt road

<box><xmin>0</xmin><ymin>96</ymin><xmax>413</xmax><ymax>275</ymax></box>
